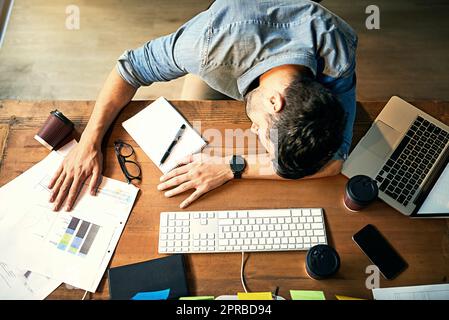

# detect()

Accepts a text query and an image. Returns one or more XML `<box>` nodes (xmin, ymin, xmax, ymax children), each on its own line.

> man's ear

<box><xmin>269</xmin><ymin>91</ymin><xmax>285</xmax><ymax>113</ymax></box>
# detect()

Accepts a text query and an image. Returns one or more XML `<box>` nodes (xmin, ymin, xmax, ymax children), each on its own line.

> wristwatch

<box><xmin>229</xmin><ymin>155</ymin><xmax>246</xmax><ymax>179</ymax></box>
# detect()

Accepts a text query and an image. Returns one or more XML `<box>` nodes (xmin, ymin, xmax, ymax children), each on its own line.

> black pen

<box><xmin>274</xmin><ymin>286</ymin><xmax>279</xmax><ymax>300</ymax></box>
<box><xmin>160</xmin><ymin>124</ymin><xmax>186</xmax><ymax>165</ymax></box>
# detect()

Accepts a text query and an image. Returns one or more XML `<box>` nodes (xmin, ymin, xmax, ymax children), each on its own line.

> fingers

<box><xmin>48</xmin><ymin>164</ymin><xmax>64</xmax><ymax>189</ymax></box>
<box><xmin>89</xmin><ymin>170</ymin><xmax>101</xmax><ymax>195</ymax></box>
<box><xmin>65</xmin><ymin>176</ymin><xmax>86</xmax><ymax>212</ymax></box>
<box><xmin>176</xmin><ymin>154</ymin><xmax>194</xmax><ymax>167</ymax></box>
<box><xmin>159</xmin><ymin>163</ymin><xmax>193</xmax><ymax>183</ymax></box>
<box><xmin>53</xmin><ymin>176</ymin><xmax>74</xmax><ymax>211</ymax></box>
<box><xmin>180</xmin><ymin>189</ymin><xmax>204</xmax><ymax>209</ymax></box>
<box><xmin>158</xmin><ymin>172</ymin><xmax>191</xmax><ymax>191</ymax></box>
<box><xmin>163</xmin><ymin>181</ymin><xmax>195</xmax><ymax>198</ymax></box>
<box><xmin>49</xmin><ymin>172</ymin><xmax>66</xmax><ymax>202</ymax></box>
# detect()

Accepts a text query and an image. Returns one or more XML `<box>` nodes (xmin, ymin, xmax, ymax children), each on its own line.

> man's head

<box><xmin>245</xmin><ymin>66</ymin><xmax>346</xmax><ymax>179</ymax></box>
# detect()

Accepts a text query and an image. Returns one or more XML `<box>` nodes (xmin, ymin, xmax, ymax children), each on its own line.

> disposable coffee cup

<box><xmin>305</xmin><ymin>244</ymin><xmax>340</xmax><ymax>280</ymax></box>
<box><xmin>34</xmin><ymin>110</ymin><xmax>74</xmax><ymax>150</ymax></box>
<box><xmin>343</xmin><ymin>175</ymin><xmax>379</xmax><ymax>212</ymax></box>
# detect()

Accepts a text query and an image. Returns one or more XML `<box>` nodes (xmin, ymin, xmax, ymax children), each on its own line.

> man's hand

<box><xmin>157</xmin><ymin>154</ymin><xmax>234</xmax><ymax>209</ymax></box>
<box><xmin>48</xmin><ymin>142</ymin><xmax>103</xmax><ymax>211</ymax></box>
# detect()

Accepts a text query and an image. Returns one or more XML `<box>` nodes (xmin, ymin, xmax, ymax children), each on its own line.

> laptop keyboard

<box><xmin>375</xmin><ymin>116</ymin><xmax>449</xmax><ymax>206</ymax></box>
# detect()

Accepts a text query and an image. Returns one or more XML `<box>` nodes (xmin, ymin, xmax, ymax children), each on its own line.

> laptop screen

<box><xmin>416</xmin><ymin>163</ymin><xmax>449</xmax><ymax>216</ymax></box>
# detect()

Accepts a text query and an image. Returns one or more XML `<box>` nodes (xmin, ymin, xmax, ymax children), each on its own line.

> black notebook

<box><xmin>108</xmin><ymin>255</ymin><xmax>189</xmax><ymax>300</ymax></box>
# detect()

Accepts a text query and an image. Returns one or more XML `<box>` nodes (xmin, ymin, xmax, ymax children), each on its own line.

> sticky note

<box><xmin>237</xmin><ymin>292</ymin><xmax>273</xmax><ymax>300</ymax></box>
<box><xmin>179</xmin><ymin>296</ymin><xmax>215</xmax><ymax>300</ymax></box>
<box><xmin>131</xmin><ymin>288</ymin><xmax>170</xmax><ymax>300</ymax></box>
<box><xmin>290</xmin><ymin>290</ymin><xmax>326</xmax><ymax>300</ymax></box>
<box><xmin>335</xmin><ymin>295</ymin><xmax>365</xmax><ymax>300</ymax></box>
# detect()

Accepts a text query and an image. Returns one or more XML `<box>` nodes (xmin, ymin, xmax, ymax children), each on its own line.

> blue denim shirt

<box><xmin>117</xmin><ymin>0</ymin><xmax>357</xmax><ymax>160</ymax></box>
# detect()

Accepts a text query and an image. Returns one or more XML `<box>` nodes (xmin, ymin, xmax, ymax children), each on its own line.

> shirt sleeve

<box><xmin>116</xmin><ymin>30</ymin><xmax>188</xmax><ymax>88</ymax></box>
<box><xmin>329</xmin><ymin>72</ymin><xmax>357</xmax><ymax>161</ymax></box>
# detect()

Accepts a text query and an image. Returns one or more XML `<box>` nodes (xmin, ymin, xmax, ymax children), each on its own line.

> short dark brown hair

<box><xmin>271</xmin><ymin>77</ymin><xmax>345</xmax><ymax>179</ymax></box>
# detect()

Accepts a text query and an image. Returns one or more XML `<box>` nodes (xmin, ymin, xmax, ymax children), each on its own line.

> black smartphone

<box><xmin>353</xmin><ymin>224</ymin><xmax>407</xmax><ymax>280</ymax></box>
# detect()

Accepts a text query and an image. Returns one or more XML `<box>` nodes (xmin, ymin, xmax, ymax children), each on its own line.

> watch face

<box><xmin>231</xmin><ymin>155</ymin><xmax>245</xmax><ymax>172</ymax></box>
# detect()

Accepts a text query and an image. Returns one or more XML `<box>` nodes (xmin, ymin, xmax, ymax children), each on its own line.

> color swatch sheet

<box><xmin>0</xmin><ymin>143</ymin><xmax>139</xmax><ymax>293</ymax></box>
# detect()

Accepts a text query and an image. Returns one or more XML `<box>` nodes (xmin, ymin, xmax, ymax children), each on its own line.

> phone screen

<box><xmin>353</xmin><ymin>224</ymin><xmax>407</xmax><ymax>280</ymax></box>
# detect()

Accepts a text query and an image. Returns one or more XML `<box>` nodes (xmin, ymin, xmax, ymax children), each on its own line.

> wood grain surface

<box><xmin>0</xmin><ymin>99</ymin><xmax>448</xmax><ymax>300</ymax></box>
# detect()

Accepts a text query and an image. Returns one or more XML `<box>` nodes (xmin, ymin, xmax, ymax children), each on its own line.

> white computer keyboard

<box><xmin>158</xmin><ymin>208</ymin><xmax>327</xmax><ymax>254</ymax></box>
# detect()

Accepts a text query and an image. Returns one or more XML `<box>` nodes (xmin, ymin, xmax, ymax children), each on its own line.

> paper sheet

<box><xmin>290</xmin><ymin>290</ymin><xmax>326</xmax><ymax>300</ymax></box>
<box><xmin>0</xmin><ymin>262</ymin><xmax>61</xmax><ymax>300</ymax></box>
<box><xmin>0</xmin><ymin>146</ymin><xmax>139</xmax><ymax>292</ymax></box>
<box><xmin>237</xmin><ymin>292</ymin><xmax>273</xmax><ymax>300</ymax></box>
<box><xmin>372</xmin><ymin>283</ymin><xmax>449</xmax><ymax>300</ymax></box>
<box><xmin>179</xmin><ymin>296</ymin><xmax>215</xmax><ymax>300</ymax></box>
<box><xmin>122</xmin><ymin>97</ymin><xmax>207</xmax><ymax>174</ymax></box>
<box><xmin>131</xmin><ymin>289</ymin><xmax>170</xmax><ymax>300</ymax></box>
<box><xmin>418</xmin><ymin>163</ymin><xmax>449</xmax><ymax>214</ymax></box>
<box><xmin>335</xmin><ymin>295</ymin><xmax>365</xmax><ymax>300</ymax></box>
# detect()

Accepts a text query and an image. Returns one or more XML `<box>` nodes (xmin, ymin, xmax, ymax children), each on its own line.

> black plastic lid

<box><xmin>346</xmin><ymin>175</ymin><xmax>378</xmax><ymax>206</ymax></box>
<box><xmin>51</xmin><ymin>109</ymin><xmax>74</xmax><ymax>127</ymax></box>
<box><xmin>306</xmin><ymin>244</ymin><xmax>340</xmax><ymax>279</ymax></box>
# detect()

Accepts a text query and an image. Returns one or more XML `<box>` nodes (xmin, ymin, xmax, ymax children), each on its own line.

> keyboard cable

<box><xmin>240</xmin><ymin>251</ymin><xmax>248</xmax><ymax>293</ymax></box>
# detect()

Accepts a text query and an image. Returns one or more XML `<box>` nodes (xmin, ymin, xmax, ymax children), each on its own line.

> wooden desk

<box><xmin>0</xmin><ymin>100</ymin><xmax>448</xmax><ymax>300</ymax></box>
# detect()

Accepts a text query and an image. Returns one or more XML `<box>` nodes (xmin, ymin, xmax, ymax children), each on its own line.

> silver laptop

<box><xmin>342</xmin><ymin>96</ymin><xmax>449</xmax><ymax>217</ymax></box>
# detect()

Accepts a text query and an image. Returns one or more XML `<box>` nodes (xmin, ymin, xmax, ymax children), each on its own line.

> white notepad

<box><xmin>122</xmin><ymin>97</ymin><xmax>207</xmax><ymax>174</ymax></box>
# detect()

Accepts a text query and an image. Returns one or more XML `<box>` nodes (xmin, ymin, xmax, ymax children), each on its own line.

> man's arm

<box><xmin>48</xmin><ymin>68</ymin><xmax>137</xmax><ymax>211</ymax></box>
<box><xmin>48</xmin><ymin>16</ymin><xmax>202</xmax><ymax>211</ymax></box>
<box><xmin>157</xmin><ymin>152</ymin><xmax>342</xmax><ymax>209</ymax></box>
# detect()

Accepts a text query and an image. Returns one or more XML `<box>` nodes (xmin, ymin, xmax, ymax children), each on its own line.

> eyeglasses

<box><xmin>114</xmin><ymin>139</ymin><xmax>141</xmax><ymax>184</ymax></box>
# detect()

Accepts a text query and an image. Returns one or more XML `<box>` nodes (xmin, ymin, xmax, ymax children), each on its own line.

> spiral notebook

<box><xmin>122</xmin><ymin>97</ymin><xmax>207</xmax><ymax>174</ymax></box>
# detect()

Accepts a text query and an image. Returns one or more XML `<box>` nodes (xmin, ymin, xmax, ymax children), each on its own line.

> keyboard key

<box><xmin>160</xmin><ymin>214</ymin><xmax>168</xmax><ymax>227</ymax></box>
<box><xmin>219</xmin><ymin>219</ymin><xmax>234</xmax><ymax>225</ymax></box>
<box><xmin>291</xmin><ymin>209</ymin><xmax>302</xmax><ymax>217</ymax></box>
<box><xmin>249</xmin><ymin>210</ymin><xmax>290</xmax><ymax>218</ymax></box>
<box><xmin>218</xmin><ymin>212</ymin><xmax>228</xmax><ymax>219</ymax></box>
<box><xmin>237</xmin><ymin>211</ymin><xmax>248</xmax><ymax>218</ymax></box>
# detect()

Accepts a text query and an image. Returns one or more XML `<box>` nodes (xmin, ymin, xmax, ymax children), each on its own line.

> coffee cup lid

<box><xmin>346</xmin><ymin>175</ymin><xmax>378</xmax><ymax>205</ymax></box>
<box><xmin>306</xmin><ymin>244</ymin><xmax>340</xmax><ymax>279</ymax></box>
<box><xmin>51</xmin><ymin>110</ymin><xmax>74</xmax><ymax>127</ymax></box>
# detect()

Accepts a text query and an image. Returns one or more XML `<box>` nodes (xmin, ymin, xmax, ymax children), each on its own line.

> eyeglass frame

<box><xmin>114</xmin><ymin>139</ymin><xmax>142</xmax><ymax>184</ymax></box>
